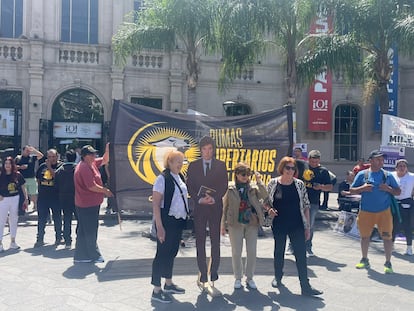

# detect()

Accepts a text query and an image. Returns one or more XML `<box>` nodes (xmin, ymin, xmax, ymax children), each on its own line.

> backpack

<box><xmin>363</xmin><ymin>169</ymin><xmax>401</xmax><ymax>223</ymax></box>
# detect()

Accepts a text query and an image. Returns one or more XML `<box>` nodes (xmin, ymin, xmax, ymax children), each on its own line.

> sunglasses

<box><xmin>238</xmin><ymin>171</ymin><xmax>251</xmax><ymax>177</ymax></box>
<box><xmin>284</xmin><ymin>165</ymin><xmax>296</xmax><ymax>171</ymax></box>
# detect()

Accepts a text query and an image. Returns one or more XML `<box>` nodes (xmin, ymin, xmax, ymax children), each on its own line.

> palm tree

<box><xmin>298</xmin><ymin>0</ymin><xmax>414</xmax><ymax>115</ymax></box>
<box><xmin>214</xmin><ymin>0</ymin><xmax>322</xmax><ymax>106</ymax></box>
<box><xmin>112</xmin><ymin>0</ymin><xmax>217</xmax><ymax>111</ymax></box>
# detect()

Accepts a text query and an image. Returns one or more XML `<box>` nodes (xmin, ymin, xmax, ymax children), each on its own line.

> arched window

<box><xmin>334</xmin><ymin>104</ymin><xmax>359</xmax><ymax>161</ymax></box>
<box><xmin>52</xmin><ymin>88</ymin><xmax>103</xmax><ymax>122</ymax></box>
<box><xmin>61</xmin><ymin>0</ymin><xmax>98</xmax><ymax>44</ymax></box>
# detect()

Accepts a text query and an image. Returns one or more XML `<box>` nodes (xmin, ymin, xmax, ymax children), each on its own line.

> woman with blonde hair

<box><xmin>221</xmin><ymin>162</ymin><xmax>267</xmax><ymax>290</ymax></box>
<box><xmin>266</xmin><ymin>156</ymin><xmax>322</xmax><ymax>296</ymax></box>
<box><xmin>151</xmin><ymin>150</ymin><xmax>188</xmax><ymax>303</ymax></box>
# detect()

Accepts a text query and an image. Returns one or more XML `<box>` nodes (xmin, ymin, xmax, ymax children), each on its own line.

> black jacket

<box><xmin>55</xmin><ymin>162</ymin><xmax>76</xmax><ymax>200</ymax></box>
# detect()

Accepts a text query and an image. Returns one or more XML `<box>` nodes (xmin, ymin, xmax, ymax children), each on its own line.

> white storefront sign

<box><xmin>53</xmin><ymin>122</ymin><xmax>102</xmax><ymax>139</ymax></box>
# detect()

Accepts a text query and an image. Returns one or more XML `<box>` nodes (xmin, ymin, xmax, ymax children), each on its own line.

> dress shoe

<box><xmin>301</xmin><ymin>285</ymin><xmax>323</xmax><ymax>296</ymax></box>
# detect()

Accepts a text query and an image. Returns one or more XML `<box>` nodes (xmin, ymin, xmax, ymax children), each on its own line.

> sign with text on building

<box><xmin>308</xmin><ymin>14</ymin><xmax>333</xmax><ymax>132</ymax></box>
<box><xmin>380</xmin><ymin>145</ymin><xmax>405</xmax><ymax>171</ymax></box>
<box><xmin>53</xmin><ymin>122</ymin><xmax>102</xmax><ymax>139</ymax></box>
<box><xmin>375</xmin><ymin>47</ymin><xmax>398</xmax><ymax>131</ymax></box>
<box><xmin>381</xmin><ymin>114</ymin><xmax>414</xmax><ymax>148</ymax></box>
<box><xmin>0</xmin><ymin>108</ymin><xmax>15</xmax><ymax>136</ymax></box>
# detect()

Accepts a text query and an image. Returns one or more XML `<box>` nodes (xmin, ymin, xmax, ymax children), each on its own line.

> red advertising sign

<box><xmin>308</xmin><ymin>14</ymin><xmax>333</xmax><ymax>132</ymax></box>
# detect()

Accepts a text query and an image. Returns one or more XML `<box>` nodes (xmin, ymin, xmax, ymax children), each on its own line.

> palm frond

<box><xmin>112</xmin><ymin>24</ymin><xmax>175</xmax><ymax>65</ymax></box>
<box><xmin>394</xmin><ymin>15</ymin><xmax>414</xmax><ymax>56</ymax></box>
<box><xmin>297</xmin><ymin>33</ymin><xmax>362</xmax><ymax>85</ymax></box>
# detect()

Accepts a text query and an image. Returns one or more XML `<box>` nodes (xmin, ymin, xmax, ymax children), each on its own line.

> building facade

<box><xmin>1</xmin><ymin>0</ymin><xmax>414</xmax><ymax>176</ymax></box>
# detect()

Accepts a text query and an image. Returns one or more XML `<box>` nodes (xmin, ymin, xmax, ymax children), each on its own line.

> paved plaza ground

<box><xmin>0</xmin><ymin>195</ymin><xmax>413</xmax><ymax>311</ymax></box>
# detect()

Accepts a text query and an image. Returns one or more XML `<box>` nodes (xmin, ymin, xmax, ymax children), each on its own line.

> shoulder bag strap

<box><xmin>171</xmin><ymin>176</ymin><xmax>189</xmax><ymax>216</ymax></box>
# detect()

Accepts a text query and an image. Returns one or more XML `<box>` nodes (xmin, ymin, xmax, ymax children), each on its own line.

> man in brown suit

<box><xmin>186</xmin><ymin>136</ymin><xmax>228</xmax><ymax>297</ymax></box>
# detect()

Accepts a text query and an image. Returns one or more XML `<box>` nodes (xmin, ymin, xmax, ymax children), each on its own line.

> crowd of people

<box><xmin>1</xmin><ymin>140</ymin><xmax>413</xmax><ymax>305</ymax></box>
<box><xmin>0</xmin><ymin>143</ymin><xmax>113</xmax><ymax>264</ymax></box>
<box><xmin>150</xmin><ymin>141</ymin><xmax>414</xmax><ymax>304</ymax></box>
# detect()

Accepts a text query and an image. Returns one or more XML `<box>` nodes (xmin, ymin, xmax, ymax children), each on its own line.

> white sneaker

<box><xmin>405</xmin><ymin>246</ymin><xmax>413</xmax><ymax>256</ymax></box>
<box><xmin>285</xmin><ymin>244</ymin><xmax>294</xmax><ymax>255</ymax></box>
<box><xmin>307</xmin><ymin>249</ymin><xmax>315</xmax><ymax>257</ymax></box>
<box><xmin>246</xmin><ymin>279</ymin><xmax>257</xmax><ymax>289</ymax></box>
<box><xmin>9</xmin><ymin>242</ymin><xmax>20</xmax><ymax>250</ymax></box>
<box><xmin>234</xmin><ymin>279</ymin><xmax>242</xmax><ymax>289</ymax></box>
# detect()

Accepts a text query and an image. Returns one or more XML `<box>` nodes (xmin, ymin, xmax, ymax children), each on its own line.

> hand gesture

<box><xmin>363</xmin><ymin>183</ymin><xmax>374</xmax><ymax>192</ymax></box>
<box><xmin>305</xmin><ymin>228</ymin><xmax>311</xmax><ymax>241</ymax></box>
<box><xmin>157</xmin><ymin>225</ymin><xmax>166</xmax><ymax>243</ymax></box>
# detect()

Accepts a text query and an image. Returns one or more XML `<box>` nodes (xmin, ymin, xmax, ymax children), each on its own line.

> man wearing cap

<box><xmin>186</xmin><ymin>136</ymin><xmax>228</xmax><ymax>297</ymax></box>
<box><xmin>350</xmin><ymin>150</ymin><xmax>401</xmax><ymax>273</ymax></box>
<box><xmin>391</xmin><ymin>158</ymin><xmax>414</xmax><ymax>256</ymax></box>
<box><xmin>299</xmin><ymin>149</ymin><xmax>332</xmax><ymax>257</ymax></box>
<box><xmin>73</xmin><ymin>144</ymin><xmax>113</xmax><ymax>263</ymax></box>
<box><xmin>34</xmin><ymin>149</ymin><xmax>63</xmax><ymax>247</ymax></box>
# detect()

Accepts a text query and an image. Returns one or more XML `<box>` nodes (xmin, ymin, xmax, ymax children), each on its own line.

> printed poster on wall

<box><xmin>0</xmin><ymin>108</ymin><xmax>15</xmax><ymax>136</ymax></box>
<box><xmin>308</xmin><ymin>13</ymin><xmax>333</xmax><ymax>132</ymax></box>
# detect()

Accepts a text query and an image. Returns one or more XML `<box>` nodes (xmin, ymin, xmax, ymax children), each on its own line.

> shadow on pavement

<box><xmin>268</xmin><ymin>286</ymin><xmax>325</xmax><ymax>311</ymax></box>
<box><xmin>92</xmin><ymin>257</ymin><xmax>290</xmax><ymax>283</ymax></box>
<box><xmin>24</xmin><ymin>245</ymin><xmax>75</xmax><ymax>259</ymax></box>
<box><xmin>307</xmin><ymin>256</ymin><xmax>347</xmax><ymax>272</ymax></box>
<box><xmin>63</xmin><ymin>263</ymin><xmax>102</xmax><ymax>279</ymax></box>
<box><xmin>195</xmin><ymin>292</ymin><xmax>236</xmax><ymax>311</ymax></box>
<box><xmin>223</xmin><ymin>288</ymin><xmax>276</xmax><ymax>310</ymax></box>
<box><xmin>368</xmin><ymin>269</ymin><xmax>414</xmax><ymax>291</ymax></box>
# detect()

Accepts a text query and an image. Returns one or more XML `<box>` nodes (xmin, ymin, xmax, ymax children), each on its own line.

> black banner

<box><xmin>109</xmin><ymin>101</ymin><xmax>293</xmax><ymax>215</ymax></box>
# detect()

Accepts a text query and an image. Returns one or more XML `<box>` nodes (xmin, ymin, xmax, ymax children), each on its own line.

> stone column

<box><xmin>27</xmin><ymin>40</ymin><xmax>44</xmax><ymax>147</ymax></box>
<box><xmin>169</xmin><ymin>51</ymin><xmax>185</xmax><ymax>112</ymax></box>
<box><xmin>110</xmin><ymin>67</ymin><xmax>125</xmax><ymax>117</ymax></box>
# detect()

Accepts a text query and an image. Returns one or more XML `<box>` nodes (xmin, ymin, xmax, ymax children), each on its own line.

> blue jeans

<box><xmin>305</xmin><ymin>203</ymin><xmax>319</xmax><ymax>251</ymax></box>
<box><xmin>37</xmin><ymin>198</ymin><xmax>62</xmax><ymax>241</ymax></box>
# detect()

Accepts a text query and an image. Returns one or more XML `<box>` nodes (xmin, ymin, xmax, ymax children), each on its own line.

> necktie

<box><xmin>205</xmin><ymin>162</ymin><xmax>210</xmax><ymax>176</ymax></box>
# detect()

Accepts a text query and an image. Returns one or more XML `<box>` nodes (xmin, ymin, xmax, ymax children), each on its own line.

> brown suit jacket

<box><xmin>186</xmin><ymin>158</ymin><xmax>228</xmax><ymax>208</ymax></box>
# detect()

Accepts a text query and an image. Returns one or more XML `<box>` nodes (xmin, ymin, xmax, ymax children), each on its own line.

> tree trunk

<box><xmin>187</xmin><ymin>86</ymin><xmax>196</xmax><ymax>111</ymax></box>
<box><xmin>377</xmin><ymin>83</ymin><xmax>390</xmax><ymax>115</ymax></box>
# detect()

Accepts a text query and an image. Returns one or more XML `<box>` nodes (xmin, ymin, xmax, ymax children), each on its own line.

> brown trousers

<box><xmin>193</xmin><ymin>204</ymin><xmax>222</xmax><ymax>283</ymax></box>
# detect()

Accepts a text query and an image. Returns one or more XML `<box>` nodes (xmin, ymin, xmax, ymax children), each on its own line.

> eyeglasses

<box><xmin>284</xmin><ymin>165</ymin><xmax>296</xmax><ymax>171</ymax></box>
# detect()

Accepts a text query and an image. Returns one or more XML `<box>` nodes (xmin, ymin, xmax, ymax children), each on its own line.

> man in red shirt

<box><xmin>73</xmin><ymin>144</ymin><xmax>113</xmax><ymax>263</ymax></box>
<box><xmin>353</xmin><ymin>158</ymin><xmax>371</xmax><ymax>175</ymax></box>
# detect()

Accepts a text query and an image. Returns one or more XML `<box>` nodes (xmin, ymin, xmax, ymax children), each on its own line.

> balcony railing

<box><xmin>59</xmin><ymin>49</ymin><xmax>99</xmax><ymax>64</ymax></box>
<box><xmin>131</xmin><ymin>53</ymin><xmax>163</xmax><ymax>68</ymax></box>
<box><xmin>0</xmin><ymin>44</ymin><xmax>23</xmax><ymax>61</ymax></box>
